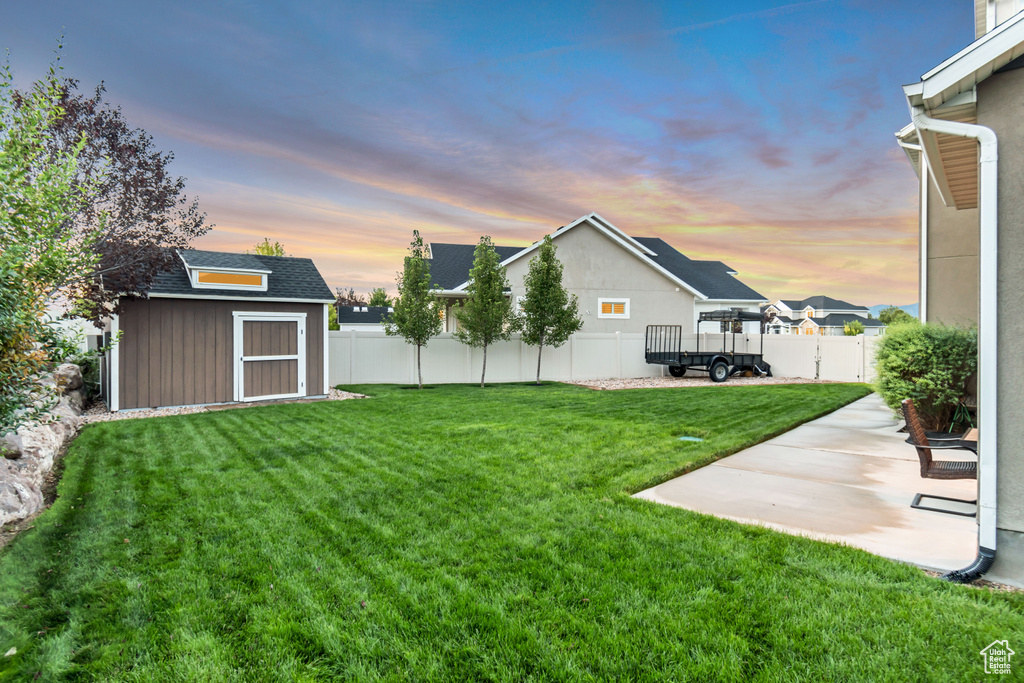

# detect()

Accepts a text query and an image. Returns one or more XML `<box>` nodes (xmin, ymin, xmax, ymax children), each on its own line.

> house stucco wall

<box><xmin>977</xmin><ymin>66</ymin><xmax>1024</xmax><ymax>580</ymax></box>
<box><xmin>924</xmin><ymin>173</ymin><xmax>979</xmax><ymax>326</ymax></box>
<box><xmin>502</xmin><ymin>220</ymin><xmax>697</xmax><ymax>333</ymax></box>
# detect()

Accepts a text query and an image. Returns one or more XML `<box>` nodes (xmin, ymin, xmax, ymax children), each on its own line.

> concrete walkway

<box><xmin>636</xmin><ymin>393</ymin><xmax>978</xmax><ymax>572</ymax></box>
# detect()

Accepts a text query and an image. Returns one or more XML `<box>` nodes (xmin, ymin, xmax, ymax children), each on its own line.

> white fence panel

<box><xmin>352</xmin><ymin>332</ymin><xmax>411</xmax><ymax>384</ymax></box>
<box><xmin>863</xmin><ymin>335</ymin><xmax>880</xmax><ymax>383</ymax></box>
<box><xmin>621</xmin><ymin>333</ymin><xmax>663</xmax><ymax>378</ymax></box>
<box><xmin>818</xmin><ymin>336</ymin><xmax>865</xmax><ymax>382</ymax></box>
<box><xmin>421</xmin><ymin>334</ymin><xmax>473</xmax><ymax>385</ymax></box>
<box><xmin>327</xmin><ymin>329</ymin><xmax>880</xmax><ymax>385</ymax></box>
<box><xmin>522</xmin><ymin>339</ymin><xmax>573</xmax><ymax>381</ymax></box>
<box><xmin>761</xmin><ymin>335</ymin><xmax>819</xmax><ymax>379</ymax></box>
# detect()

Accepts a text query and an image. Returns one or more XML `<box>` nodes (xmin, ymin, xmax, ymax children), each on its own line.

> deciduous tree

<box><xmin>520</xmin><ymin>236</ymin><xmax>581</xmax><ymax>384</ymax></box>
<box><xmin>454</xmin><ymin>236</ymin><xmax>518</xmax><ymax>388</ymax></box>
<box><xmin>16</xmin><ymin>77</ymin><xmax>210</xmax><ymax>322</ymax></box>
<box><xmin>368</xmin><ymin>287</ymin><xmax>391</xmax><ymax>307</ymax></box>
<box><xmin>878</xmin><ymin>306</ymin><xmax>916</xmax><ymax>326</ymax></box>
<box><xmin>249</xmin><ymin>238</ymin><xmax>287</xmax><ymax>256</ymax></box>
<box><xmin>383</xmin><ymin>231</ymin><xmax>442</xmax><ymax>389</ymax></box>
<box><xmin>843</xmin><ymin>320</ymin><xmax>865</xmax><ymax>336</ymax></box>
<box><xmin>335</xmin><ymin>287</ymin><xmax>365</xmax><ymax>307</ymax></box>
<box><xmin>1</xmin><ymin>57</ymin><xmax>97</xmax><ymax>431</ymax></box>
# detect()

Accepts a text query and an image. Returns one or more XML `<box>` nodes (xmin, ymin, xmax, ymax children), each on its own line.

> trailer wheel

<box><xmin>710</xmin><ymin>361</ymin><xmax>729</xmax><ymax>383</ymax></box>
<box><xmin>668</xmin><ymin>365</ymin><xmax>686</xmax><ymax>377</ymax></box>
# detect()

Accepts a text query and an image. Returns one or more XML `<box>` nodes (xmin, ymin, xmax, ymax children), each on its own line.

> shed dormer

<box><xmin>178</xmin><ymin>249</ymin><xmax>271</xmax><ymax>292</ymax></box>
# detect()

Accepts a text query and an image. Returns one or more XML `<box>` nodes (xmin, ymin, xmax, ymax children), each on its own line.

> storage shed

<box><xmin>104</xmin><ymin>249</ymin><xmax>334</xmax><ymax>411</ymax></box>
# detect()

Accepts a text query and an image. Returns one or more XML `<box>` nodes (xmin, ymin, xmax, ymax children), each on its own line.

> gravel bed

<box><xmin>570</xmin><ymin>376</ymin><xmax>846</xmax><ymax>391</ymax></box>
<box><xmin>82</xmin><ymin>387</ymin><xmax>366</xmax><ymax>424</ymax></box>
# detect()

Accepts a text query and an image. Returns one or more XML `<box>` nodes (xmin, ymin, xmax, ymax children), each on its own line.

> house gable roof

<box><xmin>632</xmin><ymin>238</ymin><xmax>765</xmax><ymax>301</ymax></box>
<box><xmin>906</xmin><ymin>10</ymin><xmax>1024</xmax><ymax>111</ymax></box>
<box><xmin>178</xmin><ymin>250</ymin><xmax>271</xmax><ymax>273</ymax></box>
<box><xmin>429</xmin><ymin>213</ymin><xmax>766</xmax><ymax>302</ymax></box>
<box><xmin>337</xmin><ymin>306</ymin><xmax>392</xmax><ymax>324</ymax></box>
<box><xmin>427</xmin><ymin>243</ymin><xmax>524</xmax><ymax>290</ymax></box>
<box><xmin>147</xmin><ymin>250</ymin><xmax>334</xmax><ymax>302</ymax></box>
<box><xmin>796</xmin><ymin>295</ymin><xmax>867</xmax><ymax>311</ymax></box>
<box><xmin>460</xmin><ymin>213</ymin><xmax>710</xmax><ymax>296</ymax></box>
<box><xmin>819</xmin><ymin>313</ymin><xmax>885</xmax><ymax>327</ymax></box>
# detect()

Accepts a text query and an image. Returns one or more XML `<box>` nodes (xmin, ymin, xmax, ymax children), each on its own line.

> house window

<box><xmin>598</xmin><ymin>298</ymin><xmax>629</xmax><ymax>319</ymax></box>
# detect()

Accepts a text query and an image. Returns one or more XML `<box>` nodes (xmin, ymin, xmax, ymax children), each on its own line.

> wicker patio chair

<box><xmin>902</xmin><ymin>399</ymin><xmax>977</xmax><ymax>480</ymax></box>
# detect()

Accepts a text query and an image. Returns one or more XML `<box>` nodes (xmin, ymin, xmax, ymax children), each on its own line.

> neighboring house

<box><xmin>896</xmin><ymin>0</ymin><xmax>1024</xmax><ymax>584</ymax></box>
<box><xmin>44</xmin><ymin>303</ymin><xmax>103</xmax><ymax>352</ymax></box>
<box><xmin>336</xmin><ymin>305</ymin><xmax>393</xmax><ymax>331</ymax></box>
<box><xmin>762</xmin><ymin>296</ymin><xmax>884</xmax><ymax>336</ymax></box>
<box><xmin>427</xmin><ymin>213</ymin><xmax>767</xmax><ymax>334</ymax></box>
<box><xmin>102</xmin><ymin>249</ymin><xmax>334</xmax><ymax>411</ymax></box>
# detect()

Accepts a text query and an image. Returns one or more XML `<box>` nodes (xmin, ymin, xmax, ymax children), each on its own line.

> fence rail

<box><xmin>328</xmin><ymin>331</ymin><xmax>880</xmax><ymax>386</ymax></box>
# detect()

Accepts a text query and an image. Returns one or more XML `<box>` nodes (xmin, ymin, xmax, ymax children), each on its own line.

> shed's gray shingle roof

<box><xmin>632</xmin><ymin>237</ymin><xmax>765</xmax><ymax>301</ymax></box>
<box><xmin>178</xmin><ymin>250</ymin><xmax>270</xmax><ymax>272</ymax></box>
<box><xmin>147</xmin><ymin>250</ymin><xmax>333</xmax><ymax>301</ymax></box>
<box><xmin>427</xmin><ymin>243</ymin><xmax>524</xmax><ymax>290</ymax></box>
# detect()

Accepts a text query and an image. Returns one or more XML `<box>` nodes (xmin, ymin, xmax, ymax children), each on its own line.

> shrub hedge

<box><xmin>874</xmin><ymin>322</ymin><xmax>977</xmax><ymax>430</ymax></box>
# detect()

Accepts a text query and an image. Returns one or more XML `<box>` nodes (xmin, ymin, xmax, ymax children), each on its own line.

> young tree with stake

<box><xmin>383</xmin><ymin>231</ymin><xmax>442</xmax><ymax>389</ymax></box>
<box><xmin>520</xmin><ymin>236</ymin><xmax>582</xmax><ymax>384</ymax></box>
<box><xmin>454</xmin><ymin>236</ymin><xmax>518</xmax><ymax>388</ymax></box>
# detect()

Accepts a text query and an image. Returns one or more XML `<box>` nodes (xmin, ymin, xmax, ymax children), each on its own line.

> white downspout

<box><xmin>910</xmin><ymin>107</ymin><xmax>998</xmax><ymax>577</ymax></box>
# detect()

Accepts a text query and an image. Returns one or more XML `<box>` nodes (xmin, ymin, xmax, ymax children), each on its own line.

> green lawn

<box><xmin>1</xmin><ymin>382</ymin><xmax>1021</xmax><ymax>681</ymax></box>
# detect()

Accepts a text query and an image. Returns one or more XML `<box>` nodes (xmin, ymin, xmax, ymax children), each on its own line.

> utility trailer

<box><xmin>645</xmin><ymin>309</ymin><xmax>771</xmax><ymax>382</ymax></box>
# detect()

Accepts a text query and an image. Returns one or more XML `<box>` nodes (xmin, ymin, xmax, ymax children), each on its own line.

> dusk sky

<box><xmin>4</xmin><ymin>1</ymin><xmax>973</xmax><ymax>304</ymax></box>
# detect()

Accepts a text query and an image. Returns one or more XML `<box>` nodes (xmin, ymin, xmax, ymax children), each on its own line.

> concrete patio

<box><xmin>636</xmin><ymin>393</ymin><xmax>978</xmax><ymax>572</ymax></box>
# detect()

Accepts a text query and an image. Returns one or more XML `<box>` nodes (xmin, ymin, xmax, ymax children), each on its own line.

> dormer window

<box><xmin>178</xmin><ymin>250</ymin><xmax>271</xmax><ymax>292</ymax></box>
<box><xmin>191</xmin><ymin>269</ymin><xmax>268</xmax><ymax>291</ymax></box>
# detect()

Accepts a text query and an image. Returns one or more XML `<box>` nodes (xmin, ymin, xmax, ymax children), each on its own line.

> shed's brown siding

<box><xmin>117</xmin><ymin>297</ymin><xmax>324</xmax><ymax>409</ymax></box>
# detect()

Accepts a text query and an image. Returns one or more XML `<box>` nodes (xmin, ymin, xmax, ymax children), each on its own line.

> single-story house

<box><xmin>103</xmin><ymin>249</ymin><xmax>334</xmax><ymax>411</ymax></box>
<box><xmin>426</xmin><ymin>213</ymin><xmax>767</xmax><ymax>334</ymax></box>
<box><xmin>895</xmin><ymin>0</ymin><xmax>1024</xmax><ymax>584</ymax></box>
<box><xmin>336</xmin><ymin>305</ymin><xmax>393</xmax><ymax>331</ymax></box>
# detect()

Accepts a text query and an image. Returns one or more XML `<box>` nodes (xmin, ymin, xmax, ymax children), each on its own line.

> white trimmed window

<box><xmin>189</xmin><ymin>269</ymin><xmax>268</xmax><ymax>291</ymax></box>
<box><xmin>598</xmin><ymin>298</ymin><xmax>629</xmax><ymax>319</ymax></box>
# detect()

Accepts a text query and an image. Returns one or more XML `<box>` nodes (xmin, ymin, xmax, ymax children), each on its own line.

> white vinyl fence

<box><xmin>328</xmin><ymin>331</ymin><xmax>880</xmax><ymax>386</ymax></box>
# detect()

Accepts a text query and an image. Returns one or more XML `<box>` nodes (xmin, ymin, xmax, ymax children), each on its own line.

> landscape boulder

<box><xmin>0</xmin><ymin>364</ymin><xmax>86</xmax><ymax>528</ymax></box>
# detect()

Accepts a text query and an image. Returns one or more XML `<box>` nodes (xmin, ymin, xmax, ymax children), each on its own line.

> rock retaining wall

<box><xmin>1</xmin><ymin>364</ymin><xmax>85</xmax><ymax>528</ymax></box>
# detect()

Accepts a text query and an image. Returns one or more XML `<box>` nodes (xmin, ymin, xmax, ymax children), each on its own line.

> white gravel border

<box><xmin>569</xmin><ymin>376</ymin><xmax>845</xmax><ymax>391</ymax></box>
<box><xmin>82</xmin><ymin>387</ymin><xmax>366</xmax><ymax>424</ymax></box>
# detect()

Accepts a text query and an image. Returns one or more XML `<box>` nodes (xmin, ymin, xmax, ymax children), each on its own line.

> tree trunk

<box><xmin>536</xmin><ymin>332</ymin><xmax>544</xmax><ymax>385</ymax></box>
<box><xmin>481</xmin><ymin>343</ymin><xmax>488</xmax><ymax>388</ymax></box>
<box><xmin>417</xmin><ymin>343</ymin><xmax>422</xmax><ymax>389</ymax></box>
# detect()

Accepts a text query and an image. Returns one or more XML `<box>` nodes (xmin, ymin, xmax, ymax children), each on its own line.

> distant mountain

<box><xmin>869</xmin><ymin>303</ymin><xmax>919</xmax><ymax>319</ymax></box>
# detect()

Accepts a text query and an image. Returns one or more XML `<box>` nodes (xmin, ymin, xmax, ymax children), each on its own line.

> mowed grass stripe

<box><xmin>2</xmin><ymin>382</ymin><xmax>1023</xmax><ymax>681</ymax></box>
